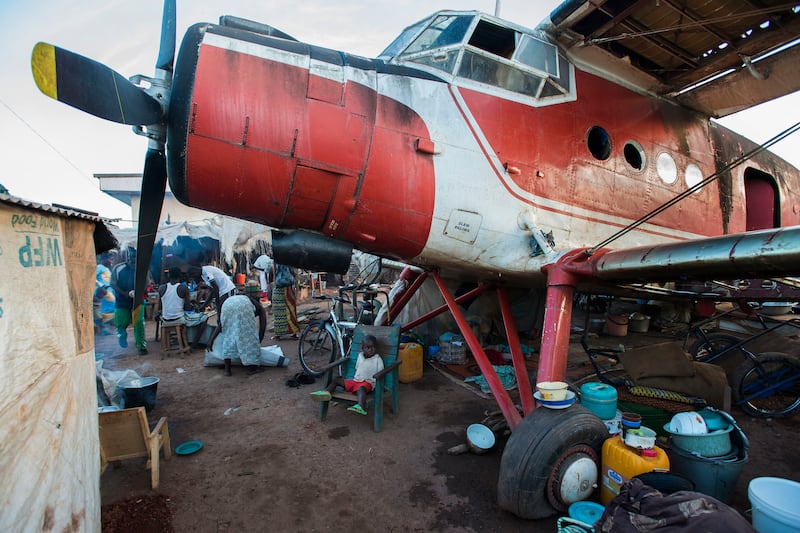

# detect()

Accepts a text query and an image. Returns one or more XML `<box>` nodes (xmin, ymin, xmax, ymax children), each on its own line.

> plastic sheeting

<box><xmin>111</xmin><ymin>216</ymin><xmax>272</xmax><ymax>269</ymax></box>
<box><xmin>0</xmin><ymin>201</ymin><xmax>101</xmax><ymax>532</ymax></box>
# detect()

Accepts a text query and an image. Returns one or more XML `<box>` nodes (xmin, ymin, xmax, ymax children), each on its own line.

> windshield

<box><xmin>378</xmin><ymin>19</ymin><xmax>429</xmax><ymax>59</ymax></box>
<box><xmin>381</xmin><ymin>11</ymin><xmax>574</xmax><ymax>104</ymax></box>
<box><xmin>404</xmin><ymin>15</ymin><xmax>473</xmax><ymax>55</ymax></box>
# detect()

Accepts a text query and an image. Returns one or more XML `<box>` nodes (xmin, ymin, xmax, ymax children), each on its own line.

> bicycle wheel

<box><xmin>731</xmin><ymin>352</ymin><xmax>800</xmax><ymax>418</ymax></box>
<box><xmin>688</xmin><ymin>333</ymin><xmax>742</xmax><ymax>363</ymax></box>
<box><xmin>298</xmin><ymin>321</ymin><xmax>337</xmax><ymax>377</ymax></box>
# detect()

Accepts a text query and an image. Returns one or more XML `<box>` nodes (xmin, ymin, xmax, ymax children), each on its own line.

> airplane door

<box><xmin>744</xmin><ymin>168</ymin><xmax>779</xmax><ymax>230</ymax></box>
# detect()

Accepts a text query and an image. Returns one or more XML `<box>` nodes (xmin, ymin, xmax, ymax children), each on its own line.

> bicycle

<box><xmin>298</xmin><ymin>285</ymin><xmax>383</xmax><ymax>377</ymax></box>
<box><xmin>685</xmin><ymin>310</ymin><xmax>800</xmax><ymax>418</ymax></box>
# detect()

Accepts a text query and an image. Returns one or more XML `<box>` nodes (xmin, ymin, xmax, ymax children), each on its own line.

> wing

<box><xmin>545</xmin><ymin>0</ymin><xmax>800</xmax><ymax>117</ymax></box>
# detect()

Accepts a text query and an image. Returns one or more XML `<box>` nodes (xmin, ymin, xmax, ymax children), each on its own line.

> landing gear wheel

<box><xmin>497</xmin><ymin>405</ymin><xmax>608</xmax><ymax>519</ymax></box>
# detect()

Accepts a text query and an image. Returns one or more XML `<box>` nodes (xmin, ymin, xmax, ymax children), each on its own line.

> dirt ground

<box><xmin>95</xmin><ymin>295</ymin><xmax>800</xmax><ymax>532</ymax></box>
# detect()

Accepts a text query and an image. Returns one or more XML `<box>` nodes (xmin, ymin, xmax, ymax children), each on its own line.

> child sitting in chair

<box><xmin>310</xmin><ymin>334</ymin><xmax>383</xmax><ymax>415</ymax></box>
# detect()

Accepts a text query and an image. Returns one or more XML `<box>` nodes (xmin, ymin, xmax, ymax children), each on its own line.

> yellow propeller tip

<box><xmin>31</xmin><ymin>42</ymin><xmax>57</xmax><ymax>99</ymax></box>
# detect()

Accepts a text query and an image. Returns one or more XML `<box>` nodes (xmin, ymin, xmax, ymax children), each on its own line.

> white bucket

<box><xmin>748</xmin><ymin>477</ymin><xmax>800</xmax><ymax>533</ymax></box>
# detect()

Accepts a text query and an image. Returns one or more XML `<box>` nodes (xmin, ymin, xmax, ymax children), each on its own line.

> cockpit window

<box><xmin>404</xmin><ymin>15</ymin><xmax>473</xmax><ymax>55</ymax></box>
<box><xmin>468</xmin><ymin>20</ymin><xmax>515</xmax><ymax>58</ymax></box>
<box><xmin>382</xmin><ymin>11</ymin><xmax>574</xmax><ymax>104</ymax></box>
<box><xmin>379</xmin><ymin>19</ymin><xmax>428</xmax><ymax>59</ymax></box>
<box><xmin>516</xmin><ymin>35</ymin><xmax>559</xmax><ymax>77</ymax></box>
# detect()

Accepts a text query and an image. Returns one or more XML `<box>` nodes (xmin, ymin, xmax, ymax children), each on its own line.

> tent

<box><xmin>111</xmin><ymin>216</ymin><xmax>272</xmax><ymax>282</ymax></box>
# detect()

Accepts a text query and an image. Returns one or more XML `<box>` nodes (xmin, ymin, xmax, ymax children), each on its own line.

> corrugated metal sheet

<box><xmin>0</xmin><ymin>193</ymin><xmax>117</xmax><ymax>224</ymax></box>
<box><xmin>550</xmin><ymin>0</ymin><xmax>800</xmax><ymax>117</ymax></box>
<box><xmin>1</xmin><ymin>193</ymin><xmax>119</xmax><ymax>252</ymax></box>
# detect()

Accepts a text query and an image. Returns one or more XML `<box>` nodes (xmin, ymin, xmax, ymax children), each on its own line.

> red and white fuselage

<box><xmin>167</xmin><ymin>11</ymin><xmax>800</xmax><ymax>285</ymax></box>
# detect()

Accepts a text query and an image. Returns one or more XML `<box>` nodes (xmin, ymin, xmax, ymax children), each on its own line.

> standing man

<box><xmin>111</xmin><ymin>248</ymin><xmax>148</xmax><ymax>355</ymax></box>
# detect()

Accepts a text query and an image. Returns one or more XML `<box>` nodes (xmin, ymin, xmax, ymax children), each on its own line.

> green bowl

<box><xmin>664</xmin><ymin>424</ymin><xmax>733</xmax><ymax>457</ymax></box>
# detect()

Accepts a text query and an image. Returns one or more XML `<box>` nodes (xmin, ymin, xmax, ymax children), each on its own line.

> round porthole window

<box><xmin>623</xmin><ymin>141</ymin><xmax>646</xmax><ymax>171</ymax></box>
<box><xmin>656</xmin><ymin>152</ymin><xmax>677</xmax><ymax>184</ymax></box>
<box><xmin>685</xmin><ymin>163</ymin><xmax>703</xmax><ymax>191</ymax></box>
<box><xmin>587</xmin><ymin>126</ymin><xmax>612</xmax><ymax>161</ymax></box>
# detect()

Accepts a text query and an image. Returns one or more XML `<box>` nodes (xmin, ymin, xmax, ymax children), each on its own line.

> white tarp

<box><xmin>0</xmin><ymin>202</ymin><xmax>101</xmax><ymax>532</ymax></box>
<box><xmin>111</xmin><ymin>216</ymin><xmax>272</xmax><ymax>269</ymax></box>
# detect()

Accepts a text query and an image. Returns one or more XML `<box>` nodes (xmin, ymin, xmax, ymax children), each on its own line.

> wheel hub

<box><xmin>547</xmin><ymin>445</ymin><xmax>599</xmax><ymax>510</ymax></box>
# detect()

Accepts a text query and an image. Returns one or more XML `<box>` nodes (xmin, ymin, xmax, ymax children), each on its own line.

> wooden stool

<box><xmin>160</xmin><ymin>320</ymin><xmax>191</xmax><ymax>358</ymax></box>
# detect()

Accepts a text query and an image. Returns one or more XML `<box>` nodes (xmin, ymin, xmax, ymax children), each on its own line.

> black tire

<box><xmin>497</xmin><ymin>405</ymin><xmax>608</xmax><ymax>519</ymax></box>
<box><xmin>688</xmin><ymin>333</ymin><xmax>743</xmax><ymax>364</ymax></box>
<box><xmin>298</xmin><ymin>321</ymin><xmax>337</xmax><ymax>377</ymax></box>
<box><xmin>731</xmin><ymin>352</ymin><xmax>800</xmax><ymax>418</ymax></box>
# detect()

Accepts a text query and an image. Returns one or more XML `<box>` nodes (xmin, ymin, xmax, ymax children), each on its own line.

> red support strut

<box><xmin>497</xmin><ymin>287</ymin><xmax>534</xmax><ymax>415</ymax></box>
<box><xmin>537</xmin><ymin>263</ymin><xmax>580</xmax><ymax>384</ymax></box>
<box><xmin>431</xmin><ymin>272</ymin><xmax>523</xmax><ymax>431</ymax></box>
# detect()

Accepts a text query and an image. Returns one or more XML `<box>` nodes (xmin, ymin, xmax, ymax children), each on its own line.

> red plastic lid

<box><xmin>641</xmin><ymin>448</ymin><xmax>658</xmax><ymax>458</ymax></box>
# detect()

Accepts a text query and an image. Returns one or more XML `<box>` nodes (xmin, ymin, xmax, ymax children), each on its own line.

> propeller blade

<box><xmin>156</xmin><ymin>0</ymin><xmax>176</xmax><ymax>71</ymax></box>
<box><xmin>132</xmin><ymin>148</ymin><xmax>168</xmax><ymax>324</ymax></box>
<box><xmin>31</xmin><ymin>42</ymin><xmax>162</xmax><ymax>125</ymax></box>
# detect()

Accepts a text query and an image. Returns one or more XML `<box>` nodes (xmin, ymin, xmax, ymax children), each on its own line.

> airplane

<box><xmin>31</xmin><ymin>0</ymin><xmax>800</xmax><ymax>519</ymax></box>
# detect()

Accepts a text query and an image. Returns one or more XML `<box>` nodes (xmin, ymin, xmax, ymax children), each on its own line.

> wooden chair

<box><xmin>99</xmin><ymin>407</ymin><xmax>172</xmax><ymax>490</ymax></box>
<box><xmin>318</xmin><ymin>324</ymin><xmax>402</xmax><ymax>432</ymax></box>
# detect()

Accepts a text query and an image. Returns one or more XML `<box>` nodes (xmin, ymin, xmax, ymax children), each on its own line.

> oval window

<box><xmin>656</xmin><ymin>152</ymin><xmax>677</xmax><ymax>184</ymax></box>
<box><xmin>685</xmin><ymin>163</ymin><xmax>703</xmax><ymax>192</ymax></box>
<box><xmin>587</xmin><ymin>126</ymin><xmax>611</xmax><ymax>161</ymax></box>
<box><xmin>623</xmin><ymin>141</ymin><xmax>646</xmax><ymax>171</ymax></box>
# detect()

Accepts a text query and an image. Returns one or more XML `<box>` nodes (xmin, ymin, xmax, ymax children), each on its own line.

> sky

<box><xmin>1</xmin><ymin>0</ymin><xmax>798</xmax><ymax>226</ymax></box>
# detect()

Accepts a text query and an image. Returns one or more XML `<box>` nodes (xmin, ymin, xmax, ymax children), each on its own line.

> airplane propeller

<box><xmin>31</xmin><ymin>0</ymin><xmax>176</xmax><ymax>325</ymax></box>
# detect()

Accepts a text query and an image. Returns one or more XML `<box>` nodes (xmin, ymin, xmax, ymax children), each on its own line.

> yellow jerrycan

<box><xmin>398</xmin><ymin>343</ymin><xmax>423</xmax><ymax>383</ymax></box>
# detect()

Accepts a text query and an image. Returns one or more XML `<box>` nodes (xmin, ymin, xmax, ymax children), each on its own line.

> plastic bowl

<box><xmin>624</xmin><ymin>425</ymin><xmax>657</xmax><ymax>449</ymax></box>
<box><xmin>669</xmin><ymin>412</ymin><xmax>707</xmax><ymax>435</ymax></box>
<box><xmin>466</xmin><ymin>424</ymin><xmax>496</xmax><ymax>454</ymax></box>
<box><xmin>664</xmin><ymin>423</ymin><xmax>734</xmax><ymax>457</ymax></box>
<box><xmin>536</xmin><ymin>381</ymin><xmax>569</xmax><ymax>401</ymax></box>
<box><xmin>535</xmin><ymin>390</ymin><xmax>577</xmax><ymax>409</ymax></box>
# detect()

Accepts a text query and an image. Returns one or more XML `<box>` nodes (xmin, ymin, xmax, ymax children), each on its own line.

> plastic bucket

<box><xmin>667</xmin><ymin>441</ymin><xmax>746</xmax><ymax>504</ymax></box>
<box><xmin>628</xmin><ymin>313</ymin><xmax>650</xmax><ymax>333</ymax></box>
<box><xmin>749</xmin><ymin>477</ymin><xmax>800</xmax><ymax>533</ymax></box>
<box><xmin>605</xmin><ymin>314</ymin><xmax>629</xmax><ymax>336</ymax></box>
<box><xmin>119</xmin><ymin>377</ymin><xmax>159</xmax><ymax>412</ymax></box>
